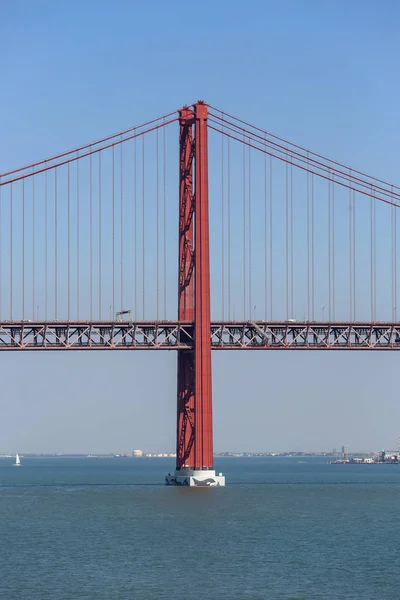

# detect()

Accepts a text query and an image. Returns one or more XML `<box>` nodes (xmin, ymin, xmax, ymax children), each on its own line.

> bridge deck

<box><xmin>0</xmin><ymin>321</ymin><xmax>399</xmax><ymax>350</ymax></box>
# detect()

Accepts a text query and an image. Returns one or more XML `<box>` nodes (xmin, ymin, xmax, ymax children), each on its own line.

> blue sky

<box><xmin>1</xmin><ymin>0</ymin><xmax>400</xmax><ymax>454</ymax></box>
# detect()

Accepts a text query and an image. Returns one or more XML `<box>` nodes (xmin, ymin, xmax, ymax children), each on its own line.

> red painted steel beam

<box><xmin>175</xmin><ymin>102</ymin><xmax>214</xmax><ymax>472</ymax></box>
<box><xmin>193</xmin><ymin>102</ymin><xmax>213</xmax><ymax>470</ymax></box>
<box><xmin>178</xmin><ymin>107</ymin><xmax>195</xmax><ymax>322</ymax></box>
<box><xmin>176</xmin><ymin>107</ymin><xmax>196</xmax><ymax>470</ymax></box>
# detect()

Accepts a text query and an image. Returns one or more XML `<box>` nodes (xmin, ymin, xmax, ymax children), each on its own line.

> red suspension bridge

<box><xmin>1</xmin><ymin>101</ymin><xmax>400</xmax><ymax>485</ymax></box>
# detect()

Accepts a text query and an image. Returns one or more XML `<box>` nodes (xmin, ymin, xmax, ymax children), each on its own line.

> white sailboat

<box><xmin>13</xmin><ymin>454</ymin><xmax>21</xmax><ymax>467</ymax></box>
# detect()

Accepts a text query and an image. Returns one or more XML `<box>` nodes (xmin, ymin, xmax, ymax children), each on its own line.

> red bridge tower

<box><xmin>165</xmin><ymin>102</ymin><xmax>225</xmax><ymax>487</ymax></box>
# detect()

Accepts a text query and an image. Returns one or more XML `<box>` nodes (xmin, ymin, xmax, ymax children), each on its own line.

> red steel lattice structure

<box><xmin>177</xmin><ymin>102</ymin><xmax>213</xmax><ymax>472</ymax></box>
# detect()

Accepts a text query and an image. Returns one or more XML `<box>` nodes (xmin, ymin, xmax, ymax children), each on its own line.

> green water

<box><xmin>0</xmin><ymin>457</ymin><xmax>399</xmax><ymax>599</ymax></box>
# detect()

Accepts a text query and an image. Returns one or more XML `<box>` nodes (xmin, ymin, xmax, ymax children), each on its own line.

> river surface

<box><xmin>0</xmin><ymin>456</ymin><xmax>399</xmax><ymax>599</ymax></box>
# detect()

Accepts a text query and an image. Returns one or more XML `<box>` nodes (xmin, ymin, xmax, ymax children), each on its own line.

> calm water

<box><xmin>1</xmin><ymin>457</ymin><xmax>399</xmax><ymax>599</ymax></box>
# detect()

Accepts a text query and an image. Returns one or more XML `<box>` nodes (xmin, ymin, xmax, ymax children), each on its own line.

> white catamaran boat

<box><xmin>13</xmin><ymin>454</ymin><xmax>21</xmax><ymax>467</ymax></box>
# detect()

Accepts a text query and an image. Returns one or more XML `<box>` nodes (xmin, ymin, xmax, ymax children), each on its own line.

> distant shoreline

<box><xmin>0</xmin><ymin>452</ymin><xmax>378</xmax><ymax>459</ymax></box>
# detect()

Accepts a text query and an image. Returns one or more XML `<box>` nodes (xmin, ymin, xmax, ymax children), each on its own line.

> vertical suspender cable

<box><xmin>68</xmin><ymin>163</ymin><xmax>71</xmax><ymax>320</ymax></box>
<box><xmin>373</xmin><ymin>190</ymin><xmax>376</xmax><ymax>320</ymax></box>
<box><xmin>134</xmin><ymin>137</ymin><xmax>137</xmax><ymax>321</ymax></box>
<box><xmin>32</xmin><ymin>177</ymin><xmax>35</xmax><ymax>320</ymax></box>
<box><xmin>227</xmin><ymin>136</ymin><xmax>231</xmax><ymax>321</ymax></box>
<box><xmin>311</xmin><ymin>175</ymin><xmax>315</xmax><ymax>321</ymax></box>
<box><xmin>76</xmin><ymin>157</ymin><xmax>80</xmax><ymax>320</ymax></box>
<box><xmin>370</xmin><ymin>194</ymin><xmax>373</xmax><ymax>320</ymax></box>
<box><xmin>99</xmin><ymin>152</ymin><xmax>102</xmax><ymax>319</ymax></box>
<box><xmin>285</xmin><ymin>159</ymin><xmax>289</xmax><ymax>321</ymax></box>
<box><xmin>22</xmin><ymin>180</ymin><xmax>25</xmax><ymax>320</ymax></box>
<box><xmin>45</xmin><ymin>169</ymin><xmax>48</xmax><ymax>319</ymax></box>
<box><xmin>270</xmin><ymin>156</ymin><xmax>273</xmax><ymax>320</ymax></box>
<box><xmin>328</xmin><ymin>175</ymin><xmax>331</xmax><ymax>321</ymax></box>
<box><xmin>90</xmin><ymin>150</ymin><xmax>93</xmax><ymax>320</ymax></box>
<box><xmin>392</xmin><ymin>187</ymin><xmax>397</xmax><ymax>321</ymax></box>
<box><xmin>243</xmin><ymin>138</ymin><xmax>246</xmax><ymax>319</ymax></box>
<box><xmin>353</xmin><ymin>190</ymin><xmax>356</xmax><ymax>320</ymax></box>
<box><xmin>349</xmin><ymin>179</ymin><xmax>352</xmax><ymax>321</ymax></box>
<box><xmin>221</xmin><ymin>125</ymin><xmax>225</xmax><ymax>321</ymax></box>
<box><xmin>248</xmin><ymin>142</ymin><xmax>252</xmax><ymax>319</ymax></box>
<box><xmin>290</xmin><ymin>159</ymin><xmax>294</xmax><ymax>319</ymax></box>
<box><xmin>307</xmin><ymin>160</ymin><xmax>310</xmax><ymax>321</ymax></box>
<box><xmin>112</xmin><ymin>146</ymin><xmax>115</xmax><ymax>316</ymax></box>
<box><xmin>120</xmin><ymin>139</ymin><xmax>124</xmax><ymax>313</ymax></box>
<box><xmin>55</xmin><ymin>169</ymin><xmax>58</xmax><ymax>320</ymax></box>
<box><xmin>10</xmin><ymin>184</ymin><xmax>13</xmax><ymax>320</ymax></box>
<box><xmin>156</xmin><ymin>129</ymin><xmax>159</xmax><ymax>320</ymax></box>
<box><xmin>391</xmin><ymin>186</ymin><xmax>397</xmax><ymax>322</ymax></box>
<box><xmin>9</xmin><ymin>185</ymin><xmax>12</xmax><ymax>320</ymax></box>
<box><xmin>395</xmin><ymin>190</ymin><xmax>397</xmax><ymax>322</ymax></box>
<box><xmin>0</xmin><ymin>181</ymin><xmax>2</xmax><ymax>319</ymax></box>
<box><xmin>264</xmin><ymin>138</ymin><xmax>267</xmax><ymax>320</ymax></box>
<box><xmin>332</xmin><ymin>178</ymin><xmax>335</xmax><ymax>321</ymax></box>
<box><xmin>142</xmin><ymin>135</ymin><xmax>145</xmax><ymax>319</ymax></box>
<box><xmin>163</xmin><ymin>124</ymin><xmax>167</xmax><ymax>319</ymax></box>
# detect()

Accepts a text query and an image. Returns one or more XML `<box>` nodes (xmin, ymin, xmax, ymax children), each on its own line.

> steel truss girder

<box><xmin>0</xmin><ymin>321</ymin><xmax>193</xmax><ymax>350</ymax></box>
<box><xmin>1</xmin><ymin>321</ymin><xmax>400</xmax><ymax>350</ymax></box>
<box><xmin>210</xmin><ymin>322</ymin><xmax>400</xmax><ymax>350</ymax></box>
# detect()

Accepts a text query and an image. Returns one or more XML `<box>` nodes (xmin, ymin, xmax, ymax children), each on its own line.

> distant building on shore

<box><xmin>132</xmin><ymin>449</ymin><xmax>143</xmax><ymax>457</ymax></box>
<box><xmin>143</xmin><ymin>452</ymin><xmax>176</xmax><ymax>457</ymax></box>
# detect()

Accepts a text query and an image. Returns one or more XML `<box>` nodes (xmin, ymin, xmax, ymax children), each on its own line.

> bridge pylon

<box><xmin>165</xmin><ymin>102</ymin><xmax>225</xmax><ymax>487</ymax></box>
